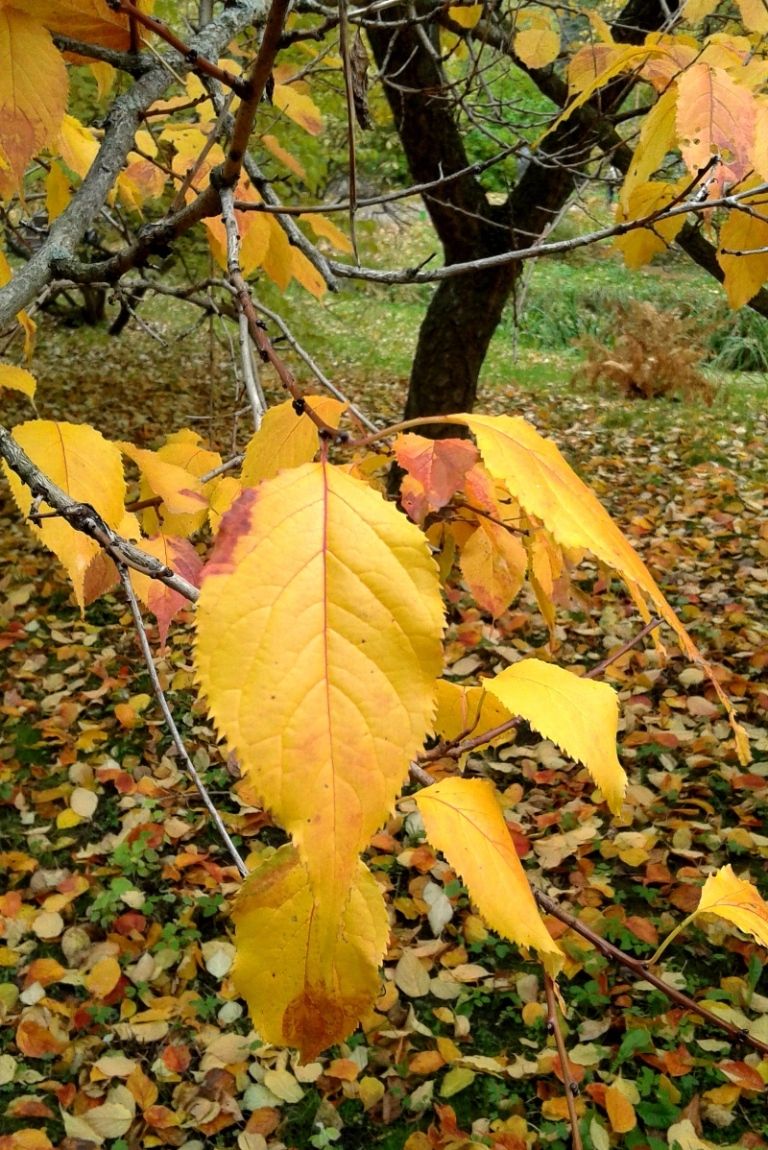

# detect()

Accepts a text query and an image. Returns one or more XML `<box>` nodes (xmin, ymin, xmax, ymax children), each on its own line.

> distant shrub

<box><xmin>706</xmin><ymin>306</ymin><xmax>768</xmax><ymax>372</ymax></box>
<box><xmin>574</xmin><ymin>300</ymin><xmax>717</xmax><ymax>403</ymax></box>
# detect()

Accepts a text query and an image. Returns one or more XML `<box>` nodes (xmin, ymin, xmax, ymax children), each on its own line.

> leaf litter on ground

<box><xmin>1</xmin><ymin>295</ymin><xmax>768</xmax><ymax>1149</ymax></box>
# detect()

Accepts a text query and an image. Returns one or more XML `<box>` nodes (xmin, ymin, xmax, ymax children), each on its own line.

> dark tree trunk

<box><xmin>402</xmin><ymin>266</ymin><xmax>516</xmax><ymax>424</ymax></box>
<box><xmin>366</xmin><ymin>0</ymin><xmax>678</xmax><ymax>427</ymax></box>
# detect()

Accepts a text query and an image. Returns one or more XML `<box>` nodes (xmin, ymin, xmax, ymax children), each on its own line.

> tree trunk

<box><xmin>403</xmin><ymin>265</ymin><xmax>517</xmax><ymax>426</ymax></box>
<box><xmin>367</xmin><ymin>0</ymin><xmax>676</xmax><ymax>425</ymax></box>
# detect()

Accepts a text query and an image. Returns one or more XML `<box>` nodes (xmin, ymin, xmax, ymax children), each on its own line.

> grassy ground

<box><xmin>2</xmin><ymin>220</ymin><xmax>768</xmax><ymax>1150</ymax></box>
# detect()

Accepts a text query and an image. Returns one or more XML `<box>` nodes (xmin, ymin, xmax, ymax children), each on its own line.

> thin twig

<box><xmin>118</xmin><ymin>565</ymin><xmax>248</xmax><ymax>878</ymax></box>
<box><xmin>544</xmin><ymin>973</ymin><xmax>583</xmax><ymax>1150</ymax></box>
<box><xmin>108</xmin><ymin>0</ymin><xmax>250</xmax><ymax>93</ymax></box>
<box><xmin>535</xmin><ymin>891</ymin><xmax>768</xmax><ymax>1058</ymax></box>
<box><xmin>220</xmin><ymin>185</ymin><xmax>266</xmax><ymax>429</ymax></box>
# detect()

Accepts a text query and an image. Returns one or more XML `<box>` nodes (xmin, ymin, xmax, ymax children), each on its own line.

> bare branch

<box><xmin>119</xmin><ymin>565</ymin><xmax>248</xmax><ymax>878</ymax></box>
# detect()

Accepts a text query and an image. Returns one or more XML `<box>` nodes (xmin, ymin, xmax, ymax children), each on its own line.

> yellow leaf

<box><xmin>460</xmin><ymin>519</ymin><xmax>526</xmax><ymax>617</ymax></box>
<box><xmin>262</xmin><ymin>214</ymin><xmax>293</xmax><ymax>290</ymax></box>
<box><xmin>240</xmin><ymin>397</ymin><xmax>345</xmax><ymax>487</ymax></box>
<box><xmin>416</xmin><ymin>777</ymin><xmax>564</xmax><ymax>974</ymax></box>
<box><xmin>676</xmin><ymin>63</ymin><xmax>756</xmax><ymax>184</ymax></box>
<box><xmin>0</xmin><ymin>8</ymin><xmax>68</xmax><ymax>189</ymax></box>
<box><xmin>85</xmin><ymin>957</ymin><xmax>122</xmax><ymax>999</ymax></box>
<box><xmin>605</xmin><ymin>1082</ymin><xmax>637</xmax><ymax>1133</ymax></box>
<box><xmin>0</xmin><ymin>250</ymin><xmax>35</xmax><ymax>359</ymax></box>
<box><xmin>231</xmin><ymin>845</ymin><xmax>389</xmax><ymax>1058</ymax></box>
<box><xmin>440</xmin><ymin>1066</ymin><xmax>476</xmax><ymax>1096</ymax></box>
<box><xmin>620</xmin><ymin>86</ymin><xmax>679</xmax><ymax>211</ymax></box>
<box><xmin>195</xmin><ymin>460</ymin><xmax>444</xmax><ymax>924</ymax></box>
<box><xmin>118</xmin><ymin>441</ymin><xmax>206</xmax><ymax>516</ymax></box>
<box><xmin>139</xmin><ymin>431</ymin><xmax>221</xmax><ymax>538</ymax></box>
<box><xmin>484</xmin><ymin>659</ymin><xmax>627</xmax><ymax>813</ymax></box>
<box><xmin>432</xmin><ymin>679</ymin><xmax>512</xmax><ymax>745</ymax></box>
<box><xmin>718</xmin><ymin>196</ymin><xmax>768</xmax><ymax>308</ymax></box>
<box><xmin>300</xmin><ymin>213</ymin><xmax>354</xmax><ymax>254</ymax></box>
<box><xmin>262</xmin><ymin>133</ymin><xmax>307</xmax><ymax>180</ymax></box>
<box><xmin>736</xmin><ymin>0</ymin><xmax>768</xmax><ymax>32</ymax></box>
<box><xmin>46</xmin><ymin>160</ymin><xmax>71</xmax><ymax>221</ymax></box>
<box><xmin>442</xmin><ymin>413</ymin><xmax>701</xmax><ymax>665</ymax></box>
<box><xmin>448</xmin><ymin>4</ymin><xmax>483</xmax><ymax>29</ymax></box>
<box><xmin>0</xmin><ymin>365</ymin><xmax>36</xmax><ymax>399</ymax></box>
<box><xmin>514</xmin><ymin>8</ymin><xmax>560</xmax><ymax>69</ymax></box>
<box><xmin>615</xmin><ymin>179</ymin><xmax>687</xmax><ymax>269</ymax></box>
<box><xmin>273</xmin><ymin>83</ymin><xmax>323</xmax><ymax>135</ymax></box>
<box><xmin>4</xmin><ymin>421</ymin><xmax>126</xmax><ymax>608</ymax></box>
<box><xmin>57</xmin><ymin>114</ymin><xmax>99</xmax><ymax>180</ymax></box>
<box><xmin>208</xmin><ymin>475</ymin><xmax>241</xmax><ymax>534</ymax></box>
<box><xmin>683</xmin><ymin>0</ymin><xmax>720</xmax><ymax>19</ymax></box>
<box><xmin>291</xmin><ymin>247</ymin><xmax>327</xmax><ymax>298</ymax></box>
<box><xmin>694</xmin><ymin>865</ymin><xmax>768</xmax><ymax>948</ymax></box>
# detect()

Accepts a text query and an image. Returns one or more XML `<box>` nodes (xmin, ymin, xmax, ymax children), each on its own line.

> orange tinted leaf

<box><xmin>694</xmin><ymin>864</ymin><xmax>768</xmax><ymax>948</ymax></box>
<box><xmin>605</xmin><ymin>1083</ymin><xmax>637</xmax><ymax>1133</ymax></box>
<box><xmin>119</xmin><ymin>442</ymin><xmax>206</xmax><ymax>516</ymax></box>
<box><xmin>273</xmin><ymin>83</ymin><xmax>323</xmax><ymax>135</ymax></box>
<box><xmin>18</xmin><ymin>0</ymin><xmax>152</xmax><ymax>51</ymax></box>
<box><xmin>84</xmin><ymin>957</ymin><xmax>121</xmax><ymax>999</ymax></box>
<box><xmin>394</xmin><ymin>434</ymin><xmax>478</xmax><ymax>522</ymax></box>
<box><xmin>718</xmin><ymin>1060</ymin><xmax>765</xmax><ymax>1091</ymax></box>
<box><xmin>676</xmin><ymin>63</ymin><xmax>756</xmax><ymax>183</ymax></box>
<box><xmin>232</xmin><ymin>845</ymin><xmax>389</xmax><ymax>1058</ymax></box>
<box><xmin>459</xmin><ymin>520</ymin><xmax>527</xmax><ymax>617</ymax></box>
<box><xmin>4</xmin><ymin>421</ymin><xmax>126</xmax><ymax>608</ymax></box>
<box><xmin>416</xmin><ymin>778</ymin><xmax>564</xmax><ymax>974</ymax></box>
<box><xmin>130</xmin><ymin>535</ymin><xmax>201</xmax><ymax>643</ymax></box>
<box><xmin>485</xmin><ymin>659</ymin><xmax>627</xmax><ymax>813</ymax></box>
<box><xmin>299</xmin><ymin>213</ymin><xmax>353</xmax><ymax>254</ymax></box>
<box><xmin>263</xmin><ymin>133</ymin><xmax>307</xmax><ymax>179</ymax></box>
<box><xmin>0</xmin><ymin>8</ymin><xmax>67</xmax><ymax>189</ymax></box>
<box><xmin>15</xmin><ymin>1016</ymin><xmax>67</xmax><ymax>1058</ymax></box>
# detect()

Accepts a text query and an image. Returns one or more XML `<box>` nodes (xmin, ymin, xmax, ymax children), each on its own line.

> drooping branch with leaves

<box><xmin>3</xmin><ymin>2</ymin><xmax>768</xmax><ymax>1148</ymax></box>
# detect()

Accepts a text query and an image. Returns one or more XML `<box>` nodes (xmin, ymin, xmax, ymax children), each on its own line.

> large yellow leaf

<box><xmin>240</xmin><ymin>397</ymin><xmax>346</xmax><ymax>487</ymax></box>
<box><xmin>694</xmin><ymin>865</ymin><xmax>768</xmax><ymax>948</ymax></box>
<box><xmin>0</xmin><ymin>8</ymin><xmax>67</xmax><ymax>189</ymax></box>
<box><xmin>4</xmin><ymin>421</ymin><xmax>125</xmax><ymax>608</ymax></box>
<box><xmin>718</xmin><ymin>198</ymin><xmax>768</xmax><ymax>308</ymax></box>
<box><xmin>484</xmin><ymin>659</ymin><xmax>627</xmax><ymax>813</ymax></box>
<box><xmin>16</xmin><ymin>0</ymin><xmax>152</xmax><ymax>51</ymax></box>
<box><xmin>683</xmin><ymin>0</ymin><xmax>719</xmax><ymax>19</ymax></box>
<box><xmin>195</xmin><ymin>461</ymin><xmax>444</xmax><ymax>932</ymax></box>
<box><xmin>676</xmin><ymin>63</ymin><xmax>756</xmax><ymax>183</ymax></box>
<box><xmin>232</xmin><ymin>845</ymin><xmax>388</xmax><ymax>1058</ymax></box>
<box><xmin>416</xmin><ymin>778</ymin><xmax>563</xmax><ymax>974</ymax></box>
